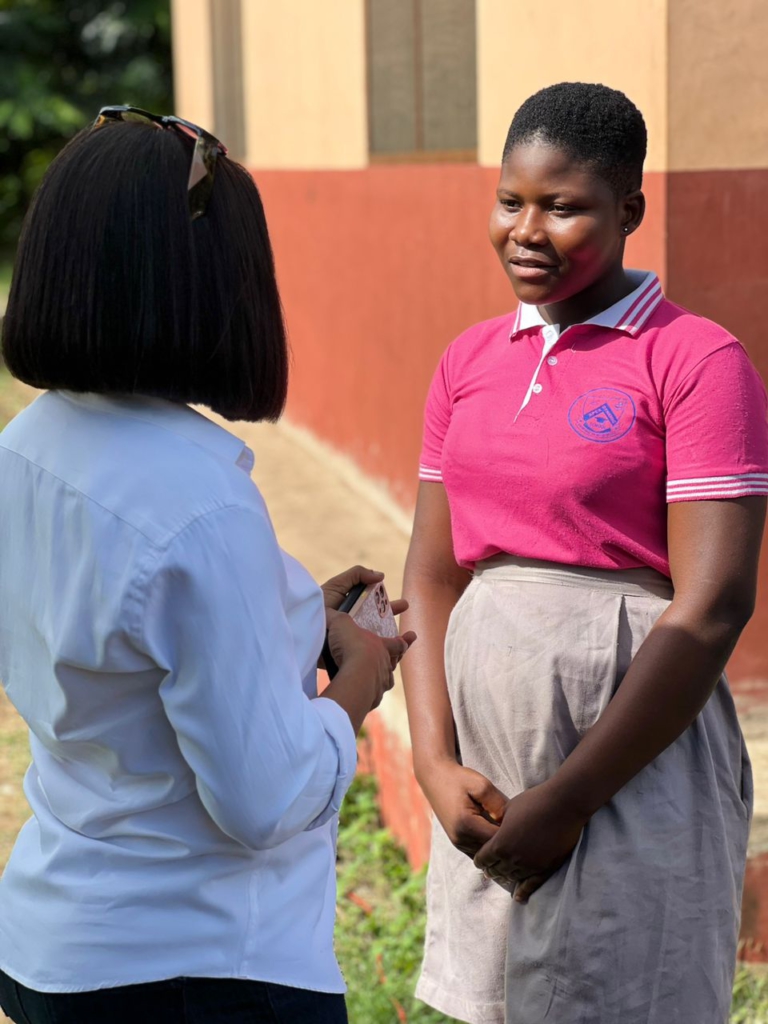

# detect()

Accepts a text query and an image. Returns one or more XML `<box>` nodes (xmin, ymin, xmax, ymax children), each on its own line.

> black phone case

<box><xmin>321</xmin><ymin>583</ymin><xmax>366</xmax><ymax>679</ymax></box>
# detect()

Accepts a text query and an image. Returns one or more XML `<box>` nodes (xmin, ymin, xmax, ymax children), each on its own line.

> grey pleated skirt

<box><xmin>416</xmin><ymin>557</ymin><xmax>752</xmax><ymax>1024</ymax></box>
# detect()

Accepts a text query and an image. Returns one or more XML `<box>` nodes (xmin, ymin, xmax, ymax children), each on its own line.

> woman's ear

<box><xmin>621</xmin><ymin>190</ymin><xmax>646</xmax><ymax>237</ymax></box>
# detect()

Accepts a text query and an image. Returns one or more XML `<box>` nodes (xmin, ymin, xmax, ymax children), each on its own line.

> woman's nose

<box><xmin>511</xmin><ymin>206</ymin><xmax>546</xmax><ymax>247</ymax></box>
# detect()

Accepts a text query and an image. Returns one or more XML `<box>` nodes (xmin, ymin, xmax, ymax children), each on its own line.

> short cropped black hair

<box><xmin>2</xmin><ymin>120</ymin><xmax>287</xmax><ymax>422</ymax></box>
<box><xmin>503</xmin><ymin>82</ymin><xmax>647</xmax><ymax>197</ymax></box>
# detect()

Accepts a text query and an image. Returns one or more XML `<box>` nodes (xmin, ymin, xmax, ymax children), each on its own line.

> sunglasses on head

<box><xmin>92</xmin><ymin>106</ymin><xmax>228</xmax><ymax>220</ymax></box>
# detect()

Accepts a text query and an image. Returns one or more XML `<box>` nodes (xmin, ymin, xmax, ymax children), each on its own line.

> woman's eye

<box><xmin>552</xmin><ymin>204</ymin><xmax>575</xmax><ymax>213</ymax></box>
<box><xmin>500</xmin><ymin>199</ymin><xmax>520</xmax><ymax>210</ymax></box>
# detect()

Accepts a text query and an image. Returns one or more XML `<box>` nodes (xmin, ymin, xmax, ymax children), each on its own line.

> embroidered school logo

<box><xmin>568</xmin><ymin>388</ymin><xmax>636</xmax><ymax>443</ymax></box>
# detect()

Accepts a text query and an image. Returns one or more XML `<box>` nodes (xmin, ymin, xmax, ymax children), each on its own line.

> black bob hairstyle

<box><xmin>2</xmin><ymin>119</ymin><xmax>287</xmax><ymax>422</ymax></box>
<box><xmin>503</xmin><ymin>82</ymin><xmax>647</xmax><ymax>198</ymax></box>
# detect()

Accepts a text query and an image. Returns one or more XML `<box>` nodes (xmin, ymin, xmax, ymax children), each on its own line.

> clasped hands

<box><xmin>426</xmin><ymin>762</ymin><xmax>587</xmax><ymax>903</ymax></box>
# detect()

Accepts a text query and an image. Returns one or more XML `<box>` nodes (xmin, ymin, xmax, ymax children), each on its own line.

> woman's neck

<box><xmin>538</xmin><ymin>265</ymin><xmax>636</xmax><ymax>331</ymax></box>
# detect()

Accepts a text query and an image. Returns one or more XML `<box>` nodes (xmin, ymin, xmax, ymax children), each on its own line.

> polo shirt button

<box><xmin>532</xmin><ymin>383</ymin><xmax>543</xmax><ymax>394</ymax></box>
<box><xmin>547</xmin><ymin>356</ymin><xmax>558</xmax><ymax>365</ymax></box>
<box><xmin>543</xmin><ymin>327</ymin><xmax>557</xmax><ymax>342</ymax></box>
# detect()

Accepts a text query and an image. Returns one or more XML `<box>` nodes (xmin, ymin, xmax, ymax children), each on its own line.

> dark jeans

<box><xmin>0</xmin><ymin>971</ymin><xmax>349</xmax><ymax>1024</ymax></box>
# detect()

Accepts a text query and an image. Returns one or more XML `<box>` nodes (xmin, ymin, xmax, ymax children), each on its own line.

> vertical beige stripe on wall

<box><xmin>170</xmin><ymin>0</ymin><xmax>215</xmax><ymax>129</ymax></box>
<box><xmin>241</xmin><ymin>0</ymin><xmax>368</xmax><ymax>169</ymax></box>
<box><xmin>209</xmin><ymin>0</ymin><xmax>246</xmax><ymax>160</ymax></box>
<box><xmin>668</xmin><ymin>0</ymin><xmax>768</xmax><ymax>171</ymax></box>
<box><xmin>475</xmin><ymin>0</ymin><xmax>668</xmax><ymax>172</ymax></box>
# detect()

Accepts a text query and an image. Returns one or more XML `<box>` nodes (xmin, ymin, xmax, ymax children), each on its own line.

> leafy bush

<box><xmin>0</xmin><ymin>0</ymin><xmax>172</xmax><ymax>247</ymax></box>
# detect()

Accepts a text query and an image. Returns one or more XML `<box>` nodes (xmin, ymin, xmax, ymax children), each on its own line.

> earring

<box><xmin>622</xmin><ymin>227</ymin><xmax>630</xmax><ymax>234</ymax></box>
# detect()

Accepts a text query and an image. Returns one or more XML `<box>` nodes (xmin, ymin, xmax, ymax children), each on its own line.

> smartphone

<box><xmin>322</xmin><ymin>581</ymin><xmax>398</xmax><ymax>679</ymax></box>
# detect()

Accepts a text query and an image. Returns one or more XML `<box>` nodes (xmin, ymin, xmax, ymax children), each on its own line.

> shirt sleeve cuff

<box><xmin>304</xmin><ymin>696</ymin><xmax>358</xmax><ymax>830</ymax></box>
<box><xmin>419</xmin><ymin>463</ymin><xmax>443</xmax><ymax>483</ymax></box>
<box><xmin>666</xmin><ymin>473</ymin><xmax>768</xmax><ymax>502</ymax></box>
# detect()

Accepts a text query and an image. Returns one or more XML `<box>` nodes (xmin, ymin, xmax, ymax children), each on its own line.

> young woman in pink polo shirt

<box><xmin>402</xmin><ymin>82</ymin><xmax>768</xmax><ymax>1024</ymax></box>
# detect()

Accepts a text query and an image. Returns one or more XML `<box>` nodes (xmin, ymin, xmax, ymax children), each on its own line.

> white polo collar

<box><xmin>509</xmin><ymin>270</ymin><xmax>663</xmax><ymax>341</ymax></box>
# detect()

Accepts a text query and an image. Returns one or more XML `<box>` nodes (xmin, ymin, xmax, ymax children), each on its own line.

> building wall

<box><xmin>667</xmin><ymin>0</ymin><xmax>768</xmax><ymax>173</ymax></box>
<box><xmin>240</xmin><ymin>0</ymin><xmax>368</xmax><ymax>170</ymax></box>
<box><xmin>169</xmin><ymin>0</ymin><xmax>214</xmax><ymax>128</ymax></box>
<box><xmin>250</xmin><ymin>0</ymin><xmax>670</xmax><ymax>508</ymax></box>
<box><xmin>665</xmin><ymin>0</ymin><xmax>768</xmax><ymax>373</ymax></box>
<box><xmin>664</xmin><ymin>0</ymin><xmax>768</xmax><ymax>681</ymax></box>
<box><xmin>476</xmin><ymin>0</ymin><xmax>668</xmax><ymax>171</ymax></box>
<box><xmin>170</xmin><ymin>0</ymin><xmax>768</xmax><ymax>914</ymax></box>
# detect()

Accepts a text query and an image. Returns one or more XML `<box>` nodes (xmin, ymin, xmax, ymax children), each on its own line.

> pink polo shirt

<box><xmin>419</xmin><ymin>271</ymin><xmax>768</xmax><ymax>576</ymax></box>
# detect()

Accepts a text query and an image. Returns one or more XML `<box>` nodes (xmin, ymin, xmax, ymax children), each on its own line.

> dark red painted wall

<box><xmin>666</xmin><ymin>169</ymin><xmax>768</xmax><ymax>685</ymax></box>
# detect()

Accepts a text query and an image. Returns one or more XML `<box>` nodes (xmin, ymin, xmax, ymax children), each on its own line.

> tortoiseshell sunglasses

<box><xmin>92</xmin><ymin>106</ymin><xmax>228</xmax><ymax>220</ymax></box>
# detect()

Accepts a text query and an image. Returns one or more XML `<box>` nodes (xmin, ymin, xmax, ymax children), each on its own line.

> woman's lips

<box><xmin>508</xmin><ymin>259</ymin><xmax>558</xmax><ymax>281</ymax></box>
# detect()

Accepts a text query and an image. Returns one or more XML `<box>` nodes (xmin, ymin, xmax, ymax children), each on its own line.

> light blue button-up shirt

<box><xmin>0</xmin><ymin>391</ymin><xmax>357</xmax><ymax>993</ymax></box>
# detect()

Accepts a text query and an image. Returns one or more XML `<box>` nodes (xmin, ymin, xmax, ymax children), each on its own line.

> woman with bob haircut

<box><xmin>0</xmin><ymin>108</ymin><xmax>414</xmax><ymax>1024</ymax></box>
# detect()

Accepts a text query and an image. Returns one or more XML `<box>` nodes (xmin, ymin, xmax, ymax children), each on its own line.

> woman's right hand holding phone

<box><xmin>322</xmin><ymin>611</ymin><xmax>416</xmax><ymax>734</ymax></box>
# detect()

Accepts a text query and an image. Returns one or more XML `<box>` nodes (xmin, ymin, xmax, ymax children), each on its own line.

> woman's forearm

<box><xmin>401</xmin><ymin>572</ymin><xmax>467</xmax><ymax>785</ymax></box>
<box><xmin>550</xmin><ymin>599</ymin><xmax>750</xmax><ymax>819</ymax></box>
<box><xmin>322</xmin><ymin>656</ymin><xmax>381</xmax><ymax>736</ymax></box>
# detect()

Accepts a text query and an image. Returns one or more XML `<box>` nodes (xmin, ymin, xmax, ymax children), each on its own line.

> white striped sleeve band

<box><xmin>419</xmin><ymin>464</ymin><xmax>443</xmax><ymax>483</ymax></box>
<box><xmin>667</xmin><ymin>473</ymin><xmax>768</xmax><ymax>502</ymax></box>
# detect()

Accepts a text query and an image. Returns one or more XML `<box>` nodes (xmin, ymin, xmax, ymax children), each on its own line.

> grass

<box><xmin>732</xmin><ymin>967</ymin><xmax>768</xmax><ymax>1023</ymax></box>
<box><xmin>336</xmin><ymin>773</ymin><xmax>459</xmax><ymax>1023</ymax></box>
<box><xmin>0</xmin><ymin>368</ymin><xmax>37</xmax><ymax>429</ymax></box>
<box><xmin>0</xmin><ymin>368</ymin><xmax>16</xmax><ymax>414</ymax></box>
<box><xmin>0</xmin><ymin>261</ymin><xmax>11</xmax><ymax>313</ymax></box>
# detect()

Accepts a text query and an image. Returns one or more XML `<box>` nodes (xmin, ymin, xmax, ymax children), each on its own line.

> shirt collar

<box><xmin>59</xmin><ymin>392</ymin><xmax>255</xmax><ymax>473</ymax></box>
<box><xmin>508</xmin><ymin>270</ymin><xmax>663</xmax><ymax>341</ymax></box>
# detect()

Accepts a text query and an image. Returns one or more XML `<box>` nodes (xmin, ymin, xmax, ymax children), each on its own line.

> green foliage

<box><xmin>336</xmin><ymin>774</ymin><xmax>460</xmax><ymax>1023</ymax></box>
<box><xmin>732</xmin><ymin>965</ymin><xmax>768</xmax><ymax>1023</ymax></box>
<box><xmin>0</xmin><ymin>259</ymin><xmax>12</xmax><ymax>310</ymax></box>
<box><xmin>0</xmin><ymin>0</ymin><xmax>172</xmax><ymax>247</ymax></box>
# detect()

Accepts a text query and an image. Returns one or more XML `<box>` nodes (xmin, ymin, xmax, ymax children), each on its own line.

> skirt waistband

<box><xmin>473</xmin><ymin>555</ymin><xmax>674</xmax><ymax>599</ymax></box>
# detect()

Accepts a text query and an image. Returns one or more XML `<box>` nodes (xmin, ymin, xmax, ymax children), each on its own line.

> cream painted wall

<box><xmin>476</xmin><ymin>0</ymin><xmax>668</xmax><ymax>171</ymax></box>
<box><xmin>669</xmin><ymin>0</ymin><xmax>768</xmax><ymax>171</ymax></box>
<box><xmin>241</xmin><ymin>0</ymin><xmax>368</xmax><ymax>169</ymax></box>
<box><xmin>170</xmin><ymin>0</ymin><xmax>215</xmax><ymax>129</ymax></box>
